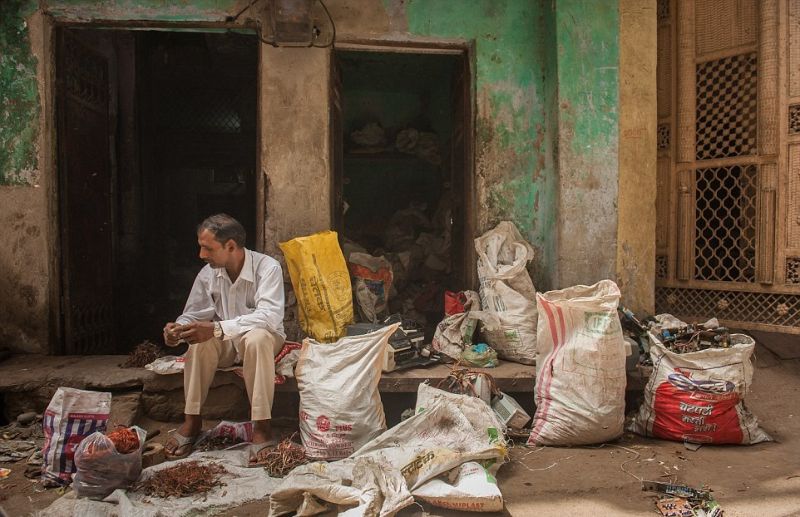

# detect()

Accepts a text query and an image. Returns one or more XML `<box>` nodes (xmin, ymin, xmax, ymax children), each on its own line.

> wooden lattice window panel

<box><xmin>788</xmin><ymin>258</ymin><xmax>800</xmax><ymax>284</ymax></box>
<box><xmin>694</xmin><ymin>165</ymin><xmax>758</xmax><ymax>283</ymax></box>
<box><xmin>790</xmin><ymin>104</ymin><xmax>800</xmax><ymax>134</ymax></box>
<box><xmin>656</xmin><ymin>287</ymin><xmax>800</xmax><ymax>330</ymax></box>
<box><xmin>656</xmin><ymin>255</ymin><xmax>668</xmax><ymax>280</ymax></box>
<box><xmin>657</xmin><ymin>0</ymin><xmax>670</xmax><ymax>24</ymax></box>
<box><xmin>696</xmin><ymin>53</ymin><xmax>758</xmax><ymax>160</ymax></box>
<box><xmin>658</xmin><ymin>124</ymin><xmax>670</xmax><ymax>151</ymax></box>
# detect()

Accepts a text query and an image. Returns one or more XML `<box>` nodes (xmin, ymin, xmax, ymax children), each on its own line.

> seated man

<box><xmin>163</xmin><ymin>213</ymin><xmax>285</xmax><ymax>466</ymax></box>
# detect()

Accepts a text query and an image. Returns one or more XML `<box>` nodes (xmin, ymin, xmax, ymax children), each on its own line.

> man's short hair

<box><xmin>197</xmin><ymin>214</ymin><xmax>246</xmax><ymax>247</ymax></box>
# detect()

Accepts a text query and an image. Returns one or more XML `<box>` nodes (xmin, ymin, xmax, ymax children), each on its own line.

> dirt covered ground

<box><xmin>1</xmin><ymin>338</ymin><xmax>799</xmax><ymax>516</ymax></box>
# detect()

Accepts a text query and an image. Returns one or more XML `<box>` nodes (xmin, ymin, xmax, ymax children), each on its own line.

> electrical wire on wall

<box><xmin>227</xmin><ymin>0</ymin><xmax>335</xmax><ymax>48</ymax></box>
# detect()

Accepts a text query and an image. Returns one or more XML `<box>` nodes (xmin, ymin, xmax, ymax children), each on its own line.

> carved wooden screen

<box><xmin>655</xmin><ymin>0</ymin><xmax>800</xmax><ymax>334</ymax></box>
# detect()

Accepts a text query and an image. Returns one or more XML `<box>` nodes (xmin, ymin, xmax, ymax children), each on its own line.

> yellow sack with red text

<box><xmin>280</xmin><ymin>231</ymin><xmax>353</xmax><ymax>342</ymax></box>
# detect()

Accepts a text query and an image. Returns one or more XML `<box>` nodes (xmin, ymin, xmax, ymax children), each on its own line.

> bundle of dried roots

<box><xmin>133</xmin><ymin>461</ymin><xmax>227</xmax><ymax>498</ymax></box>
<box><xmin>122</xmin><ymin>341</ymin><xmax>162</xmax><ymax>368</ymax></box>
<box><xmin>259</xmin><ymin>435</ymin><xmax>308</xmax><ymax>478</ymax></box>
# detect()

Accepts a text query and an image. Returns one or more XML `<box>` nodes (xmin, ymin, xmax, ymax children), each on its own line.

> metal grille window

<box><xmin>158</xmin><ymin>88</ymin><xmax>244</xmax><ymax>133</ymax></box>
<box><xmin>790</xmin><ymin>104</ymin><xmax>800</xmax><ymax>134</ymax></box>
<box><xmin>658</xmin><ymin>123</ymin><xmax>670</xmax><ymax>151</ymax></box>
<box><xmin>656</xmin><ymin>255</ymin><xmax>668</xmax><ymax>280</ymax></box>
<box><xmin>787</xmin><ymin>257</ymin><xmax>800</xmax><ymax>284</ymax></box>
<box><xmin>694</xmin><ymin>165</ymin><xmax>758</xmax><ymax>282</ymax></box>
<box><xmin>695</xmin><ymin>53</ymin><xmax>758</xmax><ymax>160</ymax></box>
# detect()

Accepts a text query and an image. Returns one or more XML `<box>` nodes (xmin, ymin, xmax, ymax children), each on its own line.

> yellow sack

<box><xmin>279</xmin><ymin>231</ymin><xmax>353</xmax><ymax>342</ymax></box>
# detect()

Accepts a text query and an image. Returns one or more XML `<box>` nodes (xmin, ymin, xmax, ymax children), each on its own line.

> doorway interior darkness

<box><xmin>331</xmin><ymin>48</ymin><xmax>474</xmax><ymax>337</ymax></box>
<box><xmin>55</xmin><ymin>27</ymin><xmax>258</xmax><ymax>354</ymax></box>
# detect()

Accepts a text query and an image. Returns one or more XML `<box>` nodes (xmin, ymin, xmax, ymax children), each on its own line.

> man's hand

<box><xmin>177</xmin><ymin>321</ymin><xmax>215</xmax><ymax>345</ymax></box>
<box><xmin>163</xmin><ymin>322</ymin><xmax>182</xmax><ymax>347</ymax></box>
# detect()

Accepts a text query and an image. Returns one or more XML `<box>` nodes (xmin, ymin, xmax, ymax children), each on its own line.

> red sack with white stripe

<box><xmin>527</xmin><ymin>280</ymin><xmax>627</xmax><ymax>446</ymax></box>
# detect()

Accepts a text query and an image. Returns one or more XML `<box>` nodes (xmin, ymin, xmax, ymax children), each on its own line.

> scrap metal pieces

<box><xmin>133</xmin><ymin>460</ymin><xmax>227</xmax><ymax>498</ymax></box>
<box><xmin>644</xmin><ymin>480</ymin><xmax>724</xmax><ymax>517</ymax></box>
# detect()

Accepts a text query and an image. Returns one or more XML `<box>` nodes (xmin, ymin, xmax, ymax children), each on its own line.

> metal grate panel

<box><xmin>788</xmin><ymin>258</ymin><xmax>800</xmax><ymax>285</ymax></box>
<box><xmin>695</xmin><ymin>53</ymin><xmax>758</xmax><ymax>160</ymax></box>
<box><xmin>694</xmin><ymin>165</ymin><xmax>758</xmax><ymax>282</ymax></box>
<box><xmin>158</xmin><ymin>88</ymin><xmax>244</xmax><ymax>133</ymax></box>
<box><xmin>658</xmin><ymin>123</ymin><xmax>670</xmax><ymax>151</ymax></box>
<box><xmin>656</xmin><ymin>255</ymin><xmax>668</xmax><ymax>280</ymax></box>
<box><xmin>656</xmin><ymin>287</ymin><xmax>800</xmax><ymax>330</ymax></box>
<box><xmin>790</xmin><ymin>104</ymin><xmax>800</xmax><ymax>134</ymax></box>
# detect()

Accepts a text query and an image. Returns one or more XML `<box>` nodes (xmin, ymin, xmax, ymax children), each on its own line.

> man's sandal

<box><xmin>164</xmin><ymin>431</ymin><xmax>199</xmax><ymax>460</ymax></box>
<box><xmin>246</xmin><ymin>439</ymin><xmax>278</xmax><ymax>468</ymax></box>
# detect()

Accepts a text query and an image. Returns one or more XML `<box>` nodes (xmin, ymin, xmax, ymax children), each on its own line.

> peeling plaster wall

<box><xmin>554</xmin><ymin>0</ymin><xmax>621</xmax><ymax>287</ymax></box>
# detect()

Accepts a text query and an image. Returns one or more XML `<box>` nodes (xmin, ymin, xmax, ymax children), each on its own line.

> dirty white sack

<box><xmin>431</xmin><ymin>290</ymin><xmax>499</xmax><ymax>362</ymax></box>
<box><xmin>38</xmin><ymin>449</ymin><xmax>281</xmax><ymax>517</ymax></box>
<box><xmin>411</xmin><ymin>461</ymin><xmax>503</xmax><ymax>513</ymax></box>
<box><xmin>628</xmin><ymin>326</ymin><xmax>772</xmax><ymax>445</ymax></box>
<box><xmin>296</xmin><ymin>324</ymin><xmax>398</xmax><ymax>460</ymax></box>
<box><xmin>269</xmin><ymin>385</ymin><xmax>507</xmax><ymax>516</ymax></box>
<box><xmin>528</xmin><ymin>280</ymin><xmax>627</xmax><ymax>446</ymax></box>
<box><xmin>475</xmin><ymin>221</ymin><xmax>538</xmax><ymax>365</ymax></box>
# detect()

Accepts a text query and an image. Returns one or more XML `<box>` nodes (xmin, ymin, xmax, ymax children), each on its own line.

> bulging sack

<box><xmin>628</xmin><ymin>333</ymin><xmax>772</xmax><ymax>445</ymax></box>
<box><xmin>475</xmin><ymin>221</ymin><xmax>537</xmax><ymax>365</ymax></box>
<box><xmin>42</xmin><ymin>387</ymin><xmax>111</xmax><ymax>486</ymax></box>
<box><xmin>296</xmin><ymin>324</ymin><xmax>398</xmax><ymax>460</ymax></box>
<box><xmin>73</xmin><ymin>426</ymin><xmax>147</xmax><ymax>499</ymax></box>
<box><xmin>528</xmin><ymin>280</ymin><xmax>627</xmax><ymax>446</ymax></box>
<box><xmin>280</xmin><ymin>231</ymin><xmax>354</xmax><ymax>342</ymax></box>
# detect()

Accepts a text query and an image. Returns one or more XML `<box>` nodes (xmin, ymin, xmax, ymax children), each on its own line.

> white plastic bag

<box><xmin>528</xmin><ymin>280</ymin><xmax>626</xmax><ymax>446</ymax></box>
<box><xmin>431</xmin><ymin>291</ymin><xmax>499</xmax><ymax>362</ymax></box>
<box><xmin>475</xmin><ymin>221</ymin><xmax>538</xmax><ymax>365</ymax></box>
<box><xmin>412</xmin><ymin>461</ymin><xmax>503</xmax><ymax>513</ymax></box>
<box><xmin>42</xmin><ymin>388</ymin><xmax>111</xmax><ymax>486</ymax></box>
<box><xmin>628</xmin><ymin>331</ymin><xmax>772</xmax><ymax>445</ymax></box>
<box><xmin>348</xmin><ymin>252</ymin><xmax>393</xmax><ymax>323</ymax></box>
<box><xmin>73</xmin><ymin>426</ymin><xmax>147</xmax><ymax>499</ymax></box>
<box><xmin>296</xmin><ymin>324</ymin><xmax>399</xmax><ymax>460</ymax></box>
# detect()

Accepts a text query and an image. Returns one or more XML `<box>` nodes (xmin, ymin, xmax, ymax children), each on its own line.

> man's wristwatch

<box><xmin>213</xmin><ymin>322</ymin><xmax>224</xmax><ymax>339</ymax></box>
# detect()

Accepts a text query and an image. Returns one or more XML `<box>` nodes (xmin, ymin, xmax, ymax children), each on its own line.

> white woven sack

<box><xmin>528</xmin><ymin>280</ymin><xmax>626</xmax><ymax>446</ymax></box>
<box><xmin>628</xmin><ymin>332</ymin><xmax>772</xmax><ymax>445</ymax></box>
<box><xmin>474</xmin><ymin>221</ymin><xmax>537</xmax><ymax>365</ymax></box>
<box><xmin>296</xmin><ymin>324</ymin><xmax>398</xmax><ymax>460</ymax></box>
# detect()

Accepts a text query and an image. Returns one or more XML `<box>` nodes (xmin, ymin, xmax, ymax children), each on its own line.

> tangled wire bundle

<box><xmin>134</xmin><ymin>461</ymin><xmax>227</xmax><ymax>498</ymax></box>
<box><xmin>259</xmin><ymin>435</ymin><xmax>308</xmax><ymax>478</ymax></box>
<box><xmin>122</xmin><ymin>341</ymin><xmax>162</xmax><ymax>368</ymax></box>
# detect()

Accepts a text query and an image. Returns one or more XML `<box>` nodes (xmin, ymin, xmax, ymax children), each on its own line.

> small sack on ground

<box><xmin>296</xmin><ymin>324</ymin><xmax>399</xmax><ymax>460</ymax></box>
<box><xmin>432</xmin><ymin>290</ymin><xmax>498</xmax><ymax>362</ymax></box>
<box><xmin>73</xmin><ymin>426</ymin><xmax>147</xmax><ymax>499</ymax></box>
<box><xmin>628</xmin><ymin>329</ymin><xmax>772</xmax><ymax>445</ymax></box>
<box><xmin>42</xmin><ymin>387</ymin><xmax>111</xmax><ymax>486</ymax></box>
<box><xmin>475</xmin><ymin>221</ymin><xmax>538</xmax><ymax>365</ymax></box>
<box><xmin>528</xmin><ymin>280</ymin><xmax>627</xmax><ymax>446</ymax></box>
<box><xmin>280</xmin><ymin>230</ymin><xmax>354</xmax><ymax>342</ymax></box>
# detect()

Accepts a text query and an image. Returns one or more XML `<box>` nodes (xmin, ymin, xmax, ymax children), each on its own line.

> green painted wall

<box><xmin>0</xmin><ymin>0</ymin><xmax>40</xmax><ymax>185</ymax></box>
<box><xmin>401</xmin><ymin>0</ymin><xmax>557</xmax><ymax>286</ymax></box>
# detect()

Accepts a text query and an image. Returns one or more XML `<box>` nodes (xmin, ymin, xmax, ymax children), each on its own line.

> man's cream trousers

<box><xmin>183</xmin><ymin>328</ymin><xmax>282</xmax><ymax>421</ymax></box>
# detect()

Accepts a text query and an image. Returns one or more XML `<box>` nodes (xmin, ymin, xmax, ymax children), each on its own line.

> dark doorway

<box><xmin>332</xmin><ymin>49</ymin><xmax>474</xmax><ymax>335</ymax></box>
<box><xmin>55</xmin><ymin>28</ymin><xmax>258</xmax><ymax>354</ymax></box>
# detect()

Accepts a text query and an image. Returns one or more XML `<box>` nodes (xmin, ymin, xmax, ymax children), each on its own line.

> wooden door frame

<box><xmin>330</xmin><ymin>39</ymin><xmax>478</xmax><ymax>289</ymax></box>
<box><xmin>44</xmin><ymin>18</ymin><xmax>262</xmax><ymax>354</ymax></box>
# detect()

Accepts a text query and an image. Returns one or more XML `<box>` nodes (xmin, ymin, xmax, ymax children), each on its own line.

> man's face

<box><xmin>198</xmin><ymin>229</ymin><xmax>232</xmax><ymax>269</ymax></box>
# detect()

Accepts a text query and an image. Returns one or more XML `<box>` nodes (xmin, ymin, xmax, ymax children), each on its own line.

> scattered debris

<box><xmin>0</xmin><ymin>440</ymin><xmax>36</xmax><ymax>463</ymax></box>
<box><xmin>644</xmin><ymin>480</ymin><xmax>723</xmax><ymax>517</ymax></box>
<box><xmin>657</xmin><ymin>324</ymin><xmax>731</xmax><ymax>354</ymax></box>
<box><xmin>133</xmin><ymin>461</ymin><xmax>227</xmax><ymax>498</ymax></box>
<box><xmin>121</xmin><ymin>340</ymin><xmax>162</xmax><ymax>368</ymax></box>
<box><xmin>257</xmin><ymin>435</ymin><xmax>308</xmax><ymax>478</ymax></box>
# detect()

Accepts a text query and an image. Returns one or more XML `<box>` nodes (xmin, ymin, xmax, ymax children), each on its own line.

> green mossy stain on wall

<box><xmin>402</xmin><ymin>0</ymin><xmax>551</xmax><ymax>251</ymax></box>
<box><xmin>0</xmin><ymin>0</ymin><xmax>40</xmax><ymax>185</ymax></box>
